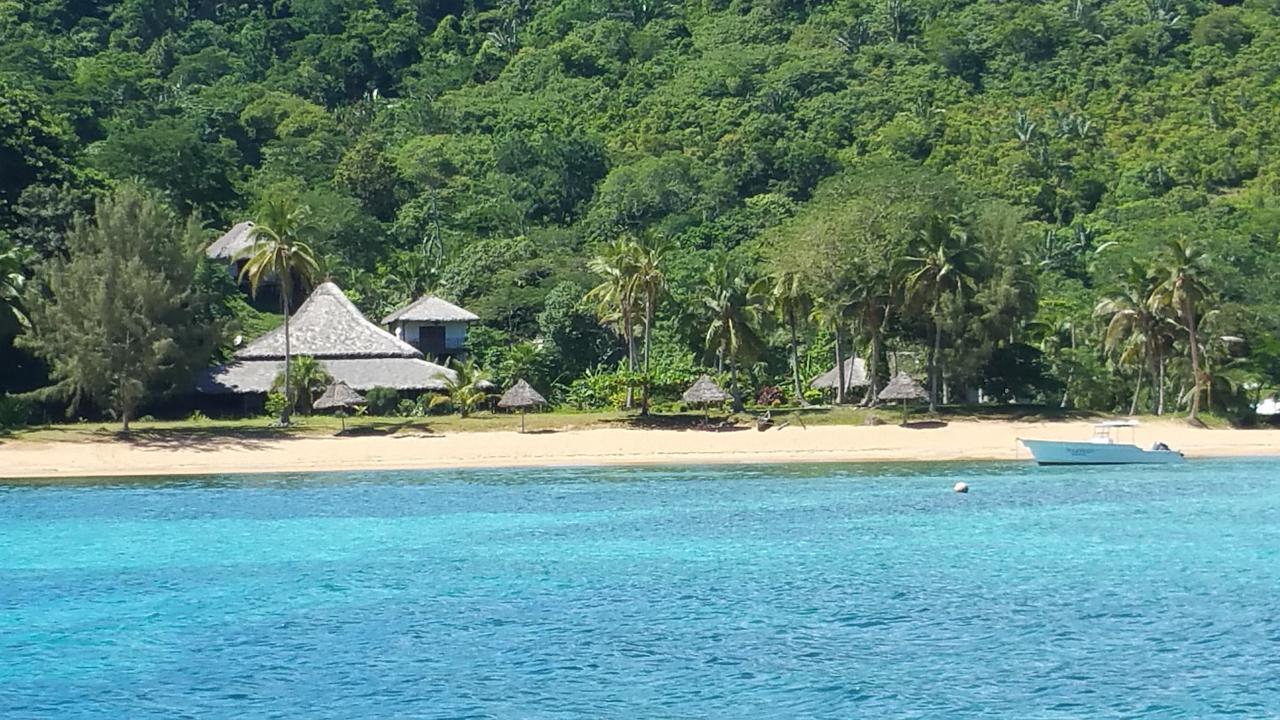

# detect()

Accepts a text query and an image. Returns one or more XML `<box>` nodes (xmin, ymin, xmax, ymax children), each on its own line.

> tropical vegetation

<box><xmin>3</xmin><ymin>0</ymin><xmax>1280</xmax><ymax>430</ymax></box>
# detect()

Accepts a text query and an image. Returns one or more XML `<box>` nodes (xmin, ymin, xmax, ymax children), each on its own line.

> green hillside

<box><xmin>2</xmin><ymin>0</ymin><xmax>1279</xmax><ymax>424</ymax></box>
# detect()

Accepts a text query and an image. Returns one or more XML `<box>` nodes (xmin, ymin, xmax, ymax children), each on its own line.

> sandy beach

<box><xmin>2</xmin><ymin>419</ymin><xmax>1278</xmax><ymax>479</ymax></box>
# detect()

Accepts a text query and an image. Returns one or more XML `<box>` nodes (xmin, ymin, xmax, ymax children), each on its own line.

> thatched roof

<box><xmin>878</xmin><ymin>372</ymin><xmax>928</xmax><ymax>401</ymax></box>
<box><xmin>237</xmin><ymin>282</ymin><xmax>422</xmax><ymax>360</ymax></box>
<box><xmin>382</xmin><ymin>295</ymin><xmax>479</xmax><ymax>325</ymax></box>
<box><xmin>314</xmin><ymin>381</ymin><xmax>366</xmax><ymax>410</ymax></box>
<box><xmin>206</xmin><ymin>221</ymin><xmax>256</xmax><ymax>260</ymax></box>
<box><xmin>682</xmin><ymin>374</ymin><xmax>729</xmax><ymax>404</ymax></box>
<box><xmin>498</xmin><ymin>379</ymin><xmax>546</xmax><ymax>408</ymax></box>
<box><xmin>811</xmin><ymin>357</ymin><xmax>869</xmax><ymax>390</ymax></box>
<box><xmin>197</xmin><ymin>357</ymin><xmax>456</xmax><ymax>394</ymax></box>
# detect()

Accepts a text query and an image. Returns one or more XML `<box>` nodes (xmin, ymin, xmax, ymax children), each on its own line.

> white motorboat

<box><xmin>1020</xmin><ymin>420</ymin><xmax>1185</xmax><ymax>465</ymax></box>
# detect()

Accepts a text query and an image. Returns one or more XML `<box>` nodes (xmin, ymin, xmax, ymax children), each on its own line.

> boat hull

<box><xmin>1020</xmin><ymin>439</ymin><xmax>1185</xmax><ymax>466</ymax></box>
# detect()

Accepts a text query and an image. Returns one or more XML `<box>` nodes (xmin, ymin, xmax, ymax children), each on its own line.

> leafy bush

<box><xmin>265</xmin><ymin>392</ymin><xmax>287</xmax><ymax>418</ymax></box>
<box><xmin>364</xmin><ymin>386</ymin><xmax>399</xmax><ymax>415</ymax></box>
<box><xmin>395</xmin><ymin>398</ymin><xmax>420</xmax><ymax>417</ymax></box>
<box><xmin>0</xmin><ymin>395</ymin><xmax>30</xmax><ymax>429</ymax></box>
<box><xmin>755</xmin><ymin>385</ymin><xmax>784</xmax><ymax>406</ymax></box>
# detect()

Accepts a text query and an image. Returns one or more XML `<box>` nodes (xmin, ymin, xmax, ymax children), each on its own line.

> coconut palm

<box><xmin>808</xmin><ymin>294</ymin><xmax>852</xmax><ymax>404</ymax></box>
<box><xmin>762</xmin><ymin>267</ymin><xmax>812</xmax><ymax>405</ymax></box>
<box><xmin>1148</xmin><ymin>238</ymin><xmax>1211</xmax><ymax>422</ymax></box>
<box><xmin>586</xmin><ymin>236</ymin><xmax>642</xmax><ymax>409</ymax></box>
<box><xmin>1095</xmin><ymin>261</ymin><xmax>1170</xmax><ymax>415</ymax></box>
<box><xmin>633</xmin><ymin>234</ymin><xmax>668</xmax><ymax>415</ymax></box>
<box><xmin>0</xmin><ymin>240</ymin><xmax>28</xmax><ymax>333</ymax></box>
<box><xmin>271</xmin><ymin>355</ymin><xmax>331</xmax><ymax>415</ymax></box>
<box><xmin>900</xmin><ymin>214</ymin><xmax>985</xmax><ymax>412</ymax></box>
<box><xmin>239</xmin><ymin>198</ymin><xmax>322</xmax><ymax>425</ymax></box>
<box><xmin>702</xmin><ymin>253</ymin><xmax>765</xmax><ymax>413</ymax></box>
<box><xmin>429</xmin><ymin>358</ymin><xmax>493</xmax><ymax>417</ymax></box>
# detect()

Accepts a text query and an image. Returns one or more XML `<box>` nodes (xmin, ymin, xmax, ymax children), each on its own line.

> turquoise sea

<box><xmin>2</xmin><ymin>459</ymin><xmax>1279</xmax><ymax>718</ymax></box>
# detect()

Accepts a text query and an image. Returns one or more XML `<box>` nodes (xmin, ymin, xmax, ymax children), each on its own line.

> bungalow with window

<box><xmin>196</xmin><ymin>282</ymin><xmax>456</xmax><ymax>402</ymax></box>
<box><xmin>382</xmin><ymin>296</ymin><xmax>479</xmax><ymax>361</ymax></box>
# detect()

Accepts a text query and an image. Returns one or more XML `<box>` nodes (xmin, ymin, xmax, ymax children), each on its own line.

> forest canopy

<box><xmin>2</xmin><ymin>0</ymin><xmax>1279</xmax><ymax>423</ymax></box>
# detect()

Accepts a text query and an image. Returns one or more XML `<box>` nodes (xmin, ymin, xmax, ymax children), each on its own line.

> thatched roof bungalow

<box><xmin>197</xmin><ymin>282</ymin><xmax>456</xmax><ymax>395</ymax></box>
<box><xmin>205</xmin><ymin>221</ymin><xmax>257</xmax><ymax>260</ymax></box>
<box><xmin>810</xmin><ymin>357</ymin><xmax>869</xmax><ymax>391</ymax></box>
<box><xmin>382</xmin><ymin>295</ymin><xmax>479</xmax><ymax>360</ymax></box>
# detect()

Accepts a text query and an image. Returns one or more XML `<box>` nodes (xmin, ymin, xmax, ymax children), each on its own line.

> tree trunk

<box><xmin>640</xmin><ymin>295</ymin><xmax>653</xmax><ymax>416</ymax></box>
<box><xmin>1157</xmin><ymin>352</ymin><xmax>1166</xmax><ymax>416</ymax></box>
<box><xmin>1184</xmin><ymin>297</ymin><xmax>1202</xmax><ymax>421</ymax></box>
<box><xmin>833</xmin><ymin>323</ymin><xmax>846</xmax><ymax>405</ymax></box>
<box><xmin>788</xmin><ymin>309</ymin><xmax>804</xmax><ymax>406</ymax></box>
<box><xmin>928</xmin><ymin>309</ymin><xmax>941</xmax><ymax>413</ymax></box>
<box><xmin>730</xmin><ymin>359</ymin><xmax>744</xmax><ymax>413</ymax></box>
<box><xmin>623</xmin><ymin>307</ymin><xmax>635</xmax><ymax>410</ymax></box>
<box><xmin>1129</xmin><ymin>365</ymin><xmax>1144</xmax><ymax>416</ymax></box>
<box><xmin>281</xmin><ymin>291</ymin><xmax>292</xmax><ymax>425</ymax></box>
<box><xmin>865</xmin><ymin>312</ymin><xmax>883</xmax><ymax>407</ymax></box>
<box><xmin>121</xmin><ymin>407</ymin><xmax>130</xmax><ymax>433</ymax></box>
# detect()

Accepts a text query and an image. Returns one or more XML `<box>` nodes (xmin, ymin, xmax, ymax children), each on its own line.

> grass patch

<box><xmin>8</xmin><ymin>404</ymin><xmax>1219</xmax><ymax>443</ymax></box>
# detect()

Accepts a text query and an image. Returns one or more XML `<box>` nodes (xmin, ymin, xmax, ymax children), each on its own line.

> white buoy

<box><xmin>953</xmin><ymin>482</ymin><xmax>969</xmax><ymax>494</ymax></box>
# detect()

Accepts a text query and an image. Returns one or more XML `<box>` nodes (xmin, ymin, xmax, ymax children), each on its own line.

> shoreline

<box><xmin>2</xmin><ymin>420</ymin><xmax>1278</xmax><ymax>480</ymax></box>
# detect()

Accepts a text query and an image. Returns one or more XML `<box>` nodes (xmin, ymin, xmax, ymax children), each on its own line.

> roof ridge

<box><xmin>236</xmin><ymin>282</ymin><xmax>424</xmax><ymax>360</ymax></box>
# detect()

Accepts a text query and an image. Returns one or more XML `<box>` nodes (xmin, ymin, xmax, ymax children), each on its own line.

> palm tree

<box><xmin>702</xmin><ymin>254</ymin><xmax>765</xmax><ymax>413</ymax></box>
<box><xmin>586</xmin><ymin>236</ymin><xmax>642</xmax><ymax>409</ymax></box>
<box><xmin>634</xmin><ymin>234</ymin><xmax>668</xmax><ymax>415</ymax></box>
<box><xmin>1149</xmin><ymin>238</ymin><xmax>1211</xmax><ymax>422</ymax></box>
<box><xmin>900</xmin><ymin>214</ymin><xmax>985</xmax><ymax>412</ymax></box>
<box><xmin>272</xmin><ymin>355</ymin><xmax>331</xmax><ymax>415</ymax></box>
<box><xmin>809</xmin><ymin>295</ymin><xmax>852</xmax><ymax>404</ymax></box>
<box><xmin>763</xmin><ymin>267</ymin><xmax>812</xmax><ymax>405</ymax></box>
<box><xmin>1095</xmin><ymin>261</ymin><xmax>1169</xmax><ymax>415</ymax></box>
<box><xmin>239</xmin><ymin>198</ymin><xmax>322</xmax><ymax>425</ymax></box>
<box><xmin>0</xmin><ymin>241</ymin><xmax>28</xmax><ymax>333</ymax></box>
<box><xmin>429</xmin><ymin>357</ymin><xmax>493</xmax><ymax>417</ymax></box>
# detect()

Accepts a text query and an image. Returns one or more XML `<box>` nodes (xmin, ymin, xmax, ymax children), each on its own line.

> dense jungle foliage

<box><xmin>2</xmin><ymin>0</ymin><xmax>1279</xmax><ymax>424</ymax></box>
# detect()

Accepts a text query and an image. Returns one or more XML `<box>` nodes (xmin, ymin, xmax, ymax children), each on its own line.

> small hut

<box><xmin>498</xmin><ymin>379</ymin><xmax>546</xmax><ymax>433</ymax></box>
<box><xmin>314</xmin><ymin>381</ymin><xmax>366</xmax><ymax>430</ymax></box>
<box><xmin>878</xmin><ymin>372</ymin><xmax>928</xmax><ymax>424</ymax></box>
<box><xmin>682</xmin><ymin>374</ymin><xmax>729</xmax><ymax>420</ymax></box>
<box><xmin>811</xmin><ymin>357</ymin><xmax>869</xmax><ymax>401</ymax></box>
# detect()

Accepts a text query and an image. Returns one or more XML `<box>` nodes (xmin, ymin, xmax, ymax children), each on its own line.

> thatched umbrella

<box><xmin>682</xmin><ymin>374</ymin><xmax>729</xmax><ymax>420</ymax></box>
<box><xmin>314</xmin><ymin>381</ymin><xmax>366</xmax><ymax>430</ymax></box>
<box><xmin>498</xmin><ymin>379</ymin><xmax>546</xmax><ymax>433</ymax></box>
<box><xmin>878</xmin><ymin>372</ymin><xmax>928</xmax><ymax>424</ymax></box>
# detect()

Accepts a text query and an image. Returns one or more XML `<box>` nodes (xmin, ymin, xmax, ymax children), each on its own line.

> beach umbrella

<box><xmin>878</xmin><ymin>372</ymin><xmax>928</xmax><ymax>424</ymax></box>
<box><xmin>682</xmin><ymin>374</ymin><xmax>729</xmax><ymax>420</ymax></box>
<box><xmin>314</xmin><ymin>381</ymin><xmax>366</xmax><ymax>430</ymax></box>
<box><xmin>498</xmin><ymin>379</ymin><xmax>546</xmax><ymax>433</ymax></box>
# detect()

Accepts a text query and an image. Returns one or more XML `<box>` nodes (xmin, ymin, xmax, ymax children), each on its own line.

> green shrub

<box><xmin>0</xmin><ymin>395</ymin><xmax>31</xmax><ymax>429</ymax></box>
<box><xmin>364</xmin><ymin>386</ymin><xmax>400</xmax><ymax>415</ymax></box>
<box><xmin>265</xmin><ymin>392</ymin><xmax>287</xmax><ymax>418</ymax></box>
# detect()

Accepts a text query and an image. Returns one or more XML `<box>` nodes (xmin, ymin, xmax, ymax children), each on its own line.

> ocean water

<box><xmin>2</xmin><ymin>460</ymin><xmax>1279</xmax><ymax>718</ymax></box>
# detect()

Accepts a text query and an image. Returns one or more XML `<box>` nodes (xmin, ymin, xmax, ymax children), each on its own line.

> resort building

<box><xmin>811</xmin><ymin>357</ymin><xmax>869</xmax><ymax>394</ymax></box>
<box><xmin>204</xmin><ymin>221</ymin><xmax>297</xmax><ymax>311</ymax></box>
<box><xmin>197</xmin><ymin>282</ymin><xmax>456</xmax><ymax>398</ymax></box>
<box><xmin>382</xmin><ymin>295</ymin><xmax>479</xmax><ymax>361</ymax></box>
<box><xmin>205</xmin><ymin>221</ymin><xmax>256</xmax><ymax>268</ymax></box>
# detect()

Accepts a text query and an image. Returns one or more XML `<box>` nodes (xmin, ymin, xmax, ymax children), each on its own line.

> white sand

<box><xmin>2</xmin><ymin>420</ymin><xmax>1277</xmax><ymax>479</ymax></box>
